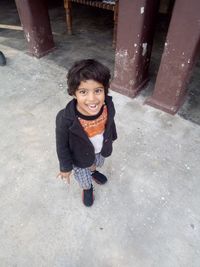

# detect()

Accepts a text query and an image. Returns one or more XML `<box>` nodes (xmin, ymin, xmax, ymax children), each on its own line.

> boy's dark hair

<box><xmin>67</xmin><ymin>59</ymin><xmax>111</xmax><ymax>96</ymax></box>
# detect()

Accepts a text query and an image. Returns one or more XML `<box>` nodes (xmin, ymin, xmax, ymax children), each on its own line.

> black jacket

<box><xmin>56</xmin><ymin>95</ymin><xmax>117</xmax><ymax>172</ymax></box>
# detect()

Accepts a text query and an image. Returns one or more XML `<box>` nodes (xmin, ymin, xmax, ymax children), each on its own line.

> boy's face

<box><xmin>75</xmin><ymin>79</ymin><xmax>105</xmax><ymax>116</ymax></box>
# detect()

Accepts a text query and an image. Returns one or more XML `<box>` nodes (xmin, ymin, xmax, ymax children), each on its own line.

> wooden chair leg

<box><xmin>112</xmin><ymin>1</ymin><xmax>118</xmax><ymax>48</ymax></box>
<box><xmin>64</xmin><ymin>0</ymin><xmax>72</xmax><ymax>34</ymax></box>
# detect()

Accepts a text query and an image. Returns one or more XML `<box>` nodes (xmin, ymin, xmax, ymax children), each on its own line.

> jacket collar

<box><xmin>65</xmin><ymin>95</ymin><xmax>115</xmax><ymax>140</ymax></box>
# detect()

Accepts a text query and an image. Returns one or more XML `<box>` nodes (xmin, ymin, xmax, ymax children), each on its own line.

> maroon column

<box><xmin>146</xmin><ymin>0</ymin><xmax>200</xmax><ymax>114</ymax></box>
<box><xmin>15</xmin><ymin>0</ymin><xmax>55</xmax><ymax>58</ymax></box>
<box><xmin>111</xmin><ymin>0</ymin><xmax>159</xmax><ymax>97</ymax></box>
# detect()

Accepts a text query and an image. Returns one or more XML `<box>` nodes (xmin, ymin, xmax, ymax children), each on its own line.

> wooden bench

<box><xmin>63</xmin><ymin>0</ymin><xmax>119</xmax><ymax>47</ymax></box>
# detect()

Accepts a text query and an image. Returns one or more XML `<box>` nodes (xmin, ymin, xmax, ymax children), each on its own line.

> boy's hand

<box><xmin>57</xmin><ymin>171</ymin><xmax>72</xmax><ymax>184</ymax></box>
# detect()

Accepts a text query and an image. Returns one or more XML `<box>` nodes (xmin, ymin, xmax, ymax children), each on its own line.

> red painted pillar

<box><xmin>15</xmin><ymin>0</ymin><xmax>55</xmax><ymax>58</ymax></box>
<box><xmin>111</xmin><ymin>0</ymin><xmax>159</xmax><ymax>97</ymax></box>
<box><xmin>146</xmin><ymin>0</ymin><xmax>200</xmax><ymax>114</ymax></box>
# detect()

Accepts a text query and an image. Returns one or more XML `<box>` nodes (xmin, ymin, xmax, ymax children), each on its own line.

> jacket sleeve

<box><xmin>56</xmin><ymin>111</ymin><xmax>73</xmax><ymax>172</ymax></box>
<box><xmin>112</xmin><ymin>121</ymin><xmax>117</xmax><ymax>141</ymax></box>
<box><xmin>110</xmin><ymin>99</ymin><xmax>117</xmax><ymax>141</ymax></box>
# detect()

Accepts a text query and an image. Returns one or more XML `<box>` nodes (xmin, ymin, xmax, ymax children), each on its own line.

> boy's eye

<box><xmin>95</xmin><ymin>88</ymin><xmax>104</xmax><ymax>94</ymax></box>
<box><xmin>79</xmin><ymin>90</ymin><xmax>87</xmax><ymax>95</ymax></box>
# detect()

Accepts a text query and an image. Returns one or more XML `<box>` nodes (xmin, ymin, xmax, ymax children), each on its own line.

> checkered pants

<box><xmin>73</xmin><ymin>153</ymin><xmax>105</xmax><ymax>189</ymax></box>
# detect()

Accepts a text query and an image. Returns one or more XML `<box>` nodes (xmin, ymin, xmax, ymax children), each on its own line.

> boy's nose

<box><xmin>87</xmin><ymin>92</ymin><xmax>95</xmax><ymax>101</ymax></box>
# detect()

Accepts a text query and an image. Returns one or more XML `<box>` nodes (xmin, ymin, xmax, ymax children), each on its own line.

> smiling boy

<box><xmin>56</xmin><ymin>59</ymin><xmax>117</xmax><ymax>206</ymax></box>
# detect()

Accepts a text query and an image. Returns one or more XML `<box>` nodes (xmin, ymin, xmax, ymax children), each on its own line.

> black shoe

<box><xmin>0</xmin><ymin>51</ymin><xmax>6</xmax><ymax>66</ymax></box>
<box><xmin>82</xmin><ymin>185</ymin><xmax>94</xmax><ymax>207</ymax></box>
<box><xmin>92</xmin><ymin>170</ymin><xmax>107</xmax><ymax>185</ymax></box>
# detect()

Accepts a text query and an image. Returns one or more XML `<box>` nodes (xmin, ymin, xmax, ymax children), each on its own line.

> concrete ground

<box><xmin>0</xmin><ymin>1</ymin><xmax>200</xmax><ymax>266</ymax></box>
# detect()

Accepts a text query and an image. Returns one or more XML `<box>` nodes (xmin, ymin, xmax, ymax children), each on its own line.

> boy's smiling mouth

<box><xmin>87</xmin><ymin>104</ymin><xmax>99</xmax><ymax>110</ymax></box>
